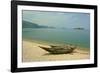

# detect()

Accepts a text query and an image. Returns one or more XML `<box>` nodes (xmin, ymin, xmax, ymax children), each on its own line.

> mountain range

<box><xmin>22</xmin><ymin>20</ymin><xmax>54</xmax><ymax>28</ymax></box>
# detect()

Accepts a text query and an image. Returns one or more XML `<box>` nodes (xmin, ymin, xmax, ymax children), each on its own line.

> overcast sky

<box><xmin>22</xmin><ymin>10</ymin><xmax>90</xmax><ymax>29</ymax></box>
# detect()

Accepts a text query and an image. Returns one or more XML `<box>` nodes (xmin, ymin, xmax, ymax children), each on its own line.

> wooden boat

<box><xmin>39</xmin><ymin>45</ymin><xmax>76</xmax><ymax>54</ymax></box>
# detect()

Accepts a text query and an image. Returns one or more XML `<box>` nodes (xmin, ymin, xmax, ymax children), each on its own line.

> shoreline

<box><xmin>22</xmin><ymin>40</ymin><xmax>90</xmax><ymax>62</ymax></box>
<box><xmin>23</xmin><ymin>38</ymin><xmax>90</xmax><ymax>51</ymax></box>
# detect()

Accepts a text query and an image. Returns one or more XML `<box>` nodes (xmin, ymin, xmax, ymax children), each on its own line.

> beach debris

<box><xmin>39</xmin><ymin>45</ymin><xmax>76</xmax><ymax>54</ymax></box>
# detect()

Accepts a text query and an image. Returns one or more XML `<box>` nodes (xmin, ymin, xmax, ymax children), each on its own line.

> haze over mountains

<box><xmin>22</xmin><ymin>20</ymin><xmax>86</xmax><ymax>30</ymax></box>
<box><xmin>22</xmin><ymin>20</ymin><xmax>55</xmax><ymax>29</ymax></box>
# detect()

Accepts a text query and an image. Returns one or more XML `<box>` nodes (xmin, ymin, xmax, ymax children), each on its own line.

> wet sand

<box><xmin>22</xmin><ymin>40</ymin><xmax>90</xmax><ymax>62</ymax></box>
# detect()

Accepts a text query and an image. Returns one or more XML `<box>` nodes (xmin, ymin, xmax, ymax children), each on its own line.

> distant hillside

<box><xmin>22</xmin><ymin>20</ymin><xmax>54</xmax><ymax>28</ymax></box>
<box><xmin>73</xmin><ymin>27</ymin><xmax>85</xmax><ymax>30</ymax></box>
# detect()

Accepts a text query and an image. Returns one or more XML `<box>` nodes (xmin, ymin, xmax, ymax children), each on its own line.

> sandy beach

<box><xmin>22</xmin><ymin>40</ymin><xmax>90</xmax><ymax>62</ymax></box>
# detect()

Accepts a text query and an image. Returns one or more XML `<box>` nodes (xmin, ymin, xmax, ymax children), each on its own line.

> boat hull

<box><xmin>39</xmin><ymin>46</ymin><xmax>75</xmax><ymax>54</ymax></box>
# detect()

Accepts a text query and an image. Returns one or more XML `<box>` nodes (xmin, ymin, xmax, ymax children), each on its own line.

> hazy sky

<box><xmin>22</xmin><ymin>10</ymin><xmax>90</xmax><ymax>29</ymax></box>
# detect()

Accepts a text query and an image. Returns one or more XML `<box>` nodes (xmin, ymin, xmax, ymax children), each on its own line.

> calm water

<box><xmin>22</xmin><ymin>28</ymin><xmax>90</xmax><ymax>48</ymax></box>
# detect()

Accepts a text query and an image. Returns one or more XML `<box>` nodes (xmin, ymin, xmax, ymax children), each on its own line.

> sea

<box><xmin>22</xmin><ymin>28</ymin><xmax>90</xmax><ymax>49</ymax></box>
